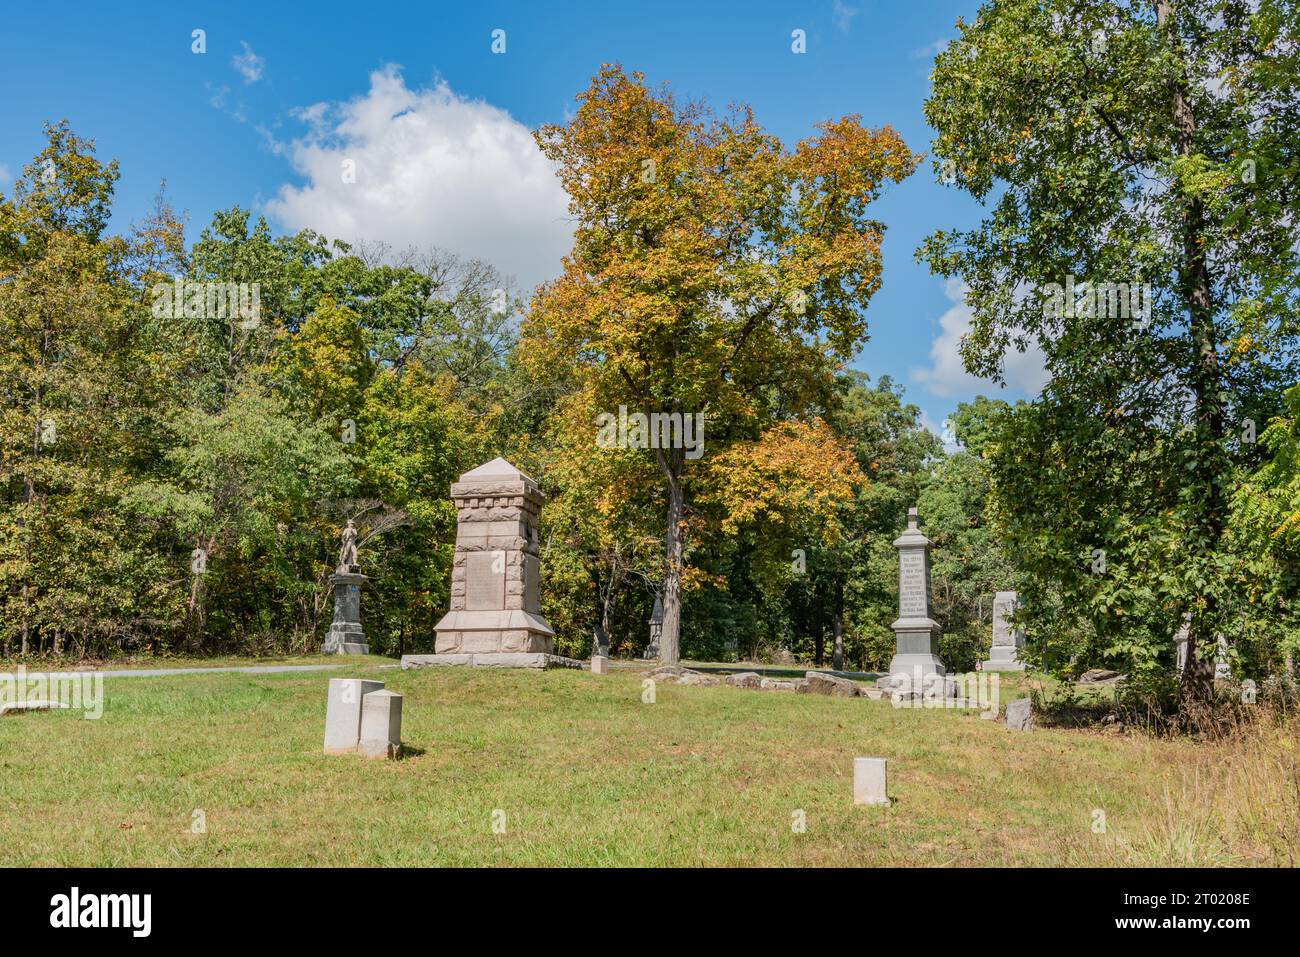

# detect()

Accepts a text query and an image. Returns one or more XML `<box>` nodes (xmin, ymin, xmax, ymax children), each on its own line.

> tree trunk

<box><xmin>659</xmin><ymin>447</ymin><xmax>686</xmax><ymax>664</ymax></box>
<box><xmin>832</xmin><ymin>577</ymin><xmax>845</xmax><ymax>671</ymax></box>
<box><xmin>591</xmin><ymin>564</ymin><xmax>611</xmax><ymax>656</ymax></box>
<box><xmin>1160</xmin><ymin>0</ymin><xmax>1223</xmax><ymax>710</ymax></box>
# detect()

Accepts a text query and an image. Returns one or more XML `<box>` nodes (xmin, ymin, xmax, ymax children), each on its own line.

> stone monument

<box><xmin>323</xmin><ymin>519</ymin><xmax>369</xmax><ymax>655</ymax></box>
<box><xmin>645</xmin><ymin>594</ymin><xmax>664</xmax><ymax>660</ymax></box>
<box><xmin>888</xmin><ymin>507</ymin><xmax>945</xmax><ymax>678</ymax></box>
<box><xmin>1215</xmin><ymin>634</ymin><xmax>1232</xmax><ymax>680</ymax></box>
<box><xmin>980</xmin><ymin>591</ymin><xmax>1025</xmax><ymax>671</ymax></box>
<box><xmin>1174</xmin><ymin>613</ymin><xmax>1191</xmax><ymax>674</ymax></box>
<box><xmin>403</xmin><ymin>458</ymin><xmax>579</xmax><ymax>670</ymax></box>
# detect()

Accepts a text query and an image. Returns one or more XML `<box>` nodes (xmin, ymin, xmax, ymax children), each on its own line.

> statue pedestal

<box><xmin>324</xmin><ymin>568</ymin><xmax>369</xmax><ymax>655</ymax></box>
<box><xmin>889</xmin><ymin>618</ymin><xmax>945</xmax><ymax>677</ymax></box>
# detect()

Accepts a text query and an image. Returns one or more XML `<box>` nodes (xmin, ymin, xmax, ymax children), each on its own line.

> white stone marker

<box><xmin>853</xmin><ymin>757</ymin><xmax>890</xmax><ymax>806</ymax></box>
<box><xmin>591</xmin><ymin>655</ymin><xmax>609</xmax><ymax>675</ymax></box>
<box><xmin>323</xmin><ymin>678</ymin><xmax>385</xmax><ymax>754</ymax></box>
<box><xmin>358</xmin><ymin>689</ymin><xmax>403</xmax><ymax>759</ymax></box>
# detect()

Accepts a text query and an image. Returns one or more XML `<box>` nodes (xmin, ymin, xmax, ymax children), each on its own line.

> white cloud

<box><xmin>832</xmin><ymin>0</ymin><xmax>858</xmax><ymax>34</ymax></box>
<box><xmin>265</xmin><ymin>66</ymin><xmax>572</xmax><ymax>293</ymax></box>
<box><xmin>920</xmin><ymin>409</ymin><xmax>963</xmax><ymax>454</ymax></box>
<box><xmin>0</xmin><ymin>163</ymin><xmax>10</xmax><ymax>187</ymax></box>
<box><xmin>913</xmin><ymin>38</ymin><xmax>950</xmax><ymax>60</ymax></box>
<box><xmin>910</xmin><ymin>278</ymin><xmax>1049</xmax><ymax>400</ymax></box>
<box><xmin>233</xmin><ymin>41</ymin><xmax>264</xmax><ymax>84</ymax></box>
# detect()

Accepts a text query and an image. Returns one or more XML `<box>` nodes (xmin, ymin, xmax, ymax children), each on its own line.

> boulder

<box><xmin>797</xmin><ymin>672</ymin><xmax>861</xmax><ymax>697</ymax></box>
<box><xmin>644</xmin><ymin>665</ymin><xmax>690</xmax><ymax>677</ymax></box>
<box><xmin>677</xmin><ymin>672</ymin><xmax>720</xmax><ymax>687</ymax></box>
<box><xmin>759</xmin><ymin>678</ymin><xmax>797</xmax><ymax>692</ymax></box>
<box><xmin>1077</xmin><ymin>669</ymin><xmax>1121</xmax><ymax>685</ymax></box>
<box><xmin>1006</xmin><ymin>697</ymin><xmax>1033</xmax><ymax>731</ymax></box>
<box><xmin>725</xmin><ymin>671</ymin><xmax>763</xmax><ymax>689</ymax></box>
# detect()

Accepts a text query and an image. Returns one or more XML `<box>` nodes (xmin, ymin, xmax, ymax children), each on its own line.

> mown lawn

<box><xmin>0</xmin><ymin>662</ymin><xmax>1291</xmax><ymax>866</ymax></box>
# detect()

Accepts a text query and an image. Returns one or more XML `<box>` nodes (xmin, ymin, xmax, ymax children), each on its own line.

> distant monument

<box><xmin>1215</xmin><ymin>634</ymin><xmax>1232</xmax><ymax>680</ymax></box>
<box><xmin>980</xmin><ymin>591</ymin><xmax>1025</xmax><ymax>671</ymax></box>
<box><xmin>1174</xmin><ymin>614</ymin><xmax>1191</xmax><ymax>674</ymax></box>
<box><xmin>645</xmin><ymin>594</ymin><xmax>664</xmax><ymax>659</ymax></box>
<box><xmin>888</xmin><ymin>507</ymin><xmax>944</xmax><ymax>677</ymax></box>
<box><xmin>323</xmin><ymin>519</ymin><xmax>369</xmax><ymax>655</ymax></box>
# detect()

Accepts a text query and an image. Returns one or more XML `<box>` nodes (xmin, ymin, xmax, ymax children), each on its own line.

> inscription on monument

<box><xmin>523</xmin><ymin>554</ymin><xmax>540</xmax><ymax>612</ymax></box>
<box><xmin>465</xmin><ymin>552</ymin><xmax>505</xmax><ymax>610</ymax></box>
<box><xmin>899</xmin><ymin>551</ymin><xmax>928</xmax><ymax>618</ymax></box>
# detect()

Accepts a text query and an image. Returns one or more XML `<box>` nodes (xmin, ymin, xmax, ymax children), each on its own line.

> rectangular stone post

<box><xmin>358</xmin><ymin>689</ymin><xmax>403</xmax><ymax>759</ymax></box>
<box><xmin>853</xmin><ymin>757</ymin><xmax>890</xmax><ymax>806</ymax></box>
<box><xmin>324</xmin><ymin>679</ymin><xmax>385</xmax><ymax>754</ymax></box>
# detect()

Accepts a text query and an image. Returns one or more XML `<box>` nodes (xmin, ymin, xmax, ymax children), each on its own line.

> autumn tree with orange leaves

<box><xmin>523</xmin><ymin>66</ymin><xmax>918</xmax><ymax>663</ymax></box>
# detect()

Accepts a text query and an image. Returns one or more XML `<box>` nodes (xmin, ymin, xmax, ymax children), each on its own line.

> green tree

<box><xmin>921</xmin><ymin>0</ymin><xmax>1300</xmax><ymax>706</ymax></box>
<box><xmin>524</xmin><ymin>65</ymin><xmax>919</xmax><ymax>663</ymax></box>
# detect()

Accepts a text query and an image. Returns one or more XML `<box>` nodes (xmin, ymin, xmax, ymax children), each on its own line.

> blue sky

<box><xmin>0</xmin><ymin>0</ymin><xmax>1047</xmax><ymax>434</ymax></box>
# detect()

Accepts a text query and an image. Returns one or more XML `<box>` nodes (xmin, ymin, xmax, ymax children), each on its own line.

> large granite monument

<box><xmin>403</xmin><ymin>458</ymin><xmax>579</xmax><ymax>670</ymax></box>
<box><xmin>323</xmin><ymin>519</ymin><xmax>369</xmax><ymax>655</ymax></box>
<box><xmin>888</xmin><ymin>507</ymin><xmax>945</xmax><ymax>677</ymax></box>
<box><xmin>434</xmin><ymin>457</ymin><xmax>555</xmax><ymax>654</ymax></box>
<box><xmin>980</xmin><ymin>591</ymin><xmax>1025</xmax><ymax>671</ymax></box>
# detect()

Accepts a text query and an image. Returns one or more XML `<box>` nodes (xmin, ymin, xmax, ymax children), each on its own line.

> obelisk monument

<box><xmin>888</xmin><ymin>507</ymin><xmax>944</xmax><ymax>677</ymax></box>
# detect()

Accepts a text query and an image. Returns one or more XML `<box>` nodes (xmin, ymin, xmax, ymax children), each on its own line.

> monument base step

<box><xmin>324</xmin><ymin>642</ymin><xmax>370</xmax><ymax>655</ymax></box>
<box><xmin>401</xmin><ymin>653</ymin><xmax>585</xmax><ymax>671</ymax></box>
<box><xmin>980</xmin><ymin>659</ymin><xmax>1026</xmax><ymax>671</ymax></box>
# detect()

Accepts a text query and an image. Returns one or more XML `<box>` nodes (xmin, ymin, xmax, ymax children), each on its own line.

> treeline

<box><xmin>0</xmin><ymin>120</ymin><xmax>1013</xmax><ymax>668</ymax></box>
<box><xmin>5</xmin><ymin>2</ymin><xmax>1300</xmax><ymax>708</ymax></box>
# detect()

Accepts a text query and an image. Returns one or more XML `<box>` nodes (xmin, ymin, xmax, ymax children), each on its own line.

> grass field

<box><xmin>1</xmin><ymin>660</ymin><xmax>1294</xmax><ymax>866</ymax></box>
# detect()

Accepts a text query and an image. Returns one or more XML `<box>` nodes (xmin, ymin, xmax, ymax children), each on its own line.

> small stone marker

<box><xmin>853</xmin><ymin>757</ymin><xmax>890</xmax><ymax>806</ymax></box>
<box><xmin>324</xmin><ymin>678</ymin><xmax>385</xmax><ymax>754</ymax></box>
<box><xmin>591</xmin><ymin>655</ymin><xmax>609</xmax><ymax>675</ymax></box>
<box><xmin>358</xmin><ymin>689</ymin><xmax>403</xmax><ymax>759</ymax></box>
<box><xmin>1006</xmin><ymin>697</ymin><xmax>1033</xmax><ymax>731</ymax></box>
